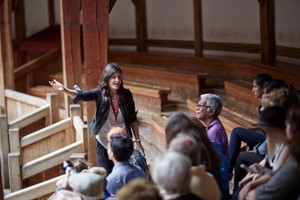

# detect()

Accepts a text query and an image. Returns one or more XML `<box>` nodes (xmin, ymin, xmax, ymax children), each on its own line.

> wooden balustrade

<box><xmin>6</xmin><ymin>104</ymin><xmax>85</xmax><ymax>192</ymax></box>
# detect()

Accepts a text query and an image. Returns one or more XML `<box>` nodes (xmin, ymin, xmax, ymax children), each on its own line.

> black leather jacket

<box><xmin>72</xmin><ymin>86</ymin><xmax>137</xmax><ymax>137</ymax></box>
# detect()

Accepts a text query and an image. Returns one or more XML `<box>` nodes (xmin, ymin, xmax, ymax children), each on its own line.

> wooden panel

<box><xmin>21</xmin><ymin>130</ymin><xmax>66</xmax><ymax>164</ymax></box>
<box><xmin>22</xmin><ymin>141</ymin><xmax>83</xmax><ymax>179</ymax></box>
<box><xmin>109</xmin><ymin>51</ymin><xmax>300</xmax><ymax>89</ymax></box>
<box><xmin>124</xmin><ymin>81</ymin><xmax>170</xmax><ymax>113</ymax></box>
<box><xmin>4</xmin><ymin>175</ymin><xmax>64</xmax><ymax>200</ymax></box>
<box><xmin>224</xmin><ymin>80</ymin><xmax>260</xmax><ymax>120</ymax></box>
<box><xmin>121</xmin><ymin>64</ymin><xmax>206</xmax><ymax>101</ymax></box>
<box><xmin>149</xmin><ymin>116</ymin><xmax>167</xmax><ymax>150</ymax></box>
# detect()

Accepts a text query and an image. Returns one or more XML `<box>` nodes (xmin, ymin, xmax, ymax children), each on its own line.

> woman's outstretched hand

<box><xmin>49</xmin><ymin>79</ymin><xmax>64</xmax><ymax>92</ymax></box>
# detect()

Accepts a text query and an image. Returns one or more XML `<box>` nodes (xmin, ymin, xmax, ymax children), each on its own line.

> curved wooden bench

<box><xmin>124</xmin><ymin>81</ymin><xmax>170</xmax><ymax>113</ymax></box>
<box><xmin>224</xmin><ymin>80</ymin><xmax>260</xmax><ymax>120</ymax></box>
<box><xmin>121</xmin><ymin>64</ymin><xmax>207</xmax><ymax>101</ymax></box>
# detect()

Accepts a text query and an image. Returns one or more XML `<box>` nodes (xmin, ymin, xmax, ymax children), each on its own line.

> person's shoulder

<box><xmin>175</xmin><ymin>193</ymin><xmax>204</xmax><ymax>200</ymax></box>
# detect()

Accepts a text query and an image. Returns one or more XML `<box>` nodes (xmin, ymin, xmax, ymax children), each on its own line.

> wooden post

<box><xmin>9</xmin><ymin>128</ymin><xmax>20</xmax><ymax>153</ymax></box>
<box><xmin>48</xmin><ymin>0</ymin><xmax>55</xmax><ymax>26</ymax></box>
<box><xmin>8</xmin><ymin>152</ymin><xmax>22</xmax><ymax>192</ymax></box>
<box><xmin>0</xmin><ymin>36</ymin><xmax>4</xmax><ymax>113</ymax></box>
<box><xmin>109</xmin><ymin>0</ymin><xmax>117</xmax><ymax>13</ymax></box>
<box><xmin>132</xmin><ymin>0</ymin><xmax>148</xmax><ymax>52</ymax></box>
<box><xmin>0</xmin><ymin>0</ymin><xmax>15</xmax><ymax>90</ymax></box>
<box><xmin>60</xmin><ymin>0</ymin><xmax>82</xmax><ymax>116</ymax></box>
<box><xmin>258</xmin><ymin>0</ymin><xmax>276</xmax><ymax>66</ymax></box>
<box><xmin>70</xmin><ymin>104</ymin><xmax>81</xmax><ymax>143</ymax></box>
<box><xmin>0</xmin><ymin>161</ymin><xmax>3</xmax><ymax>199</ymax></box>
<box><xmin>193</xmin><ymin>0</ymin><xmax>203</xmax><ymax>57</ymax></box>
<box><xmin>13</xmin><ymin>0</ymin><xmax>26</xmax><ymax>45</ymax></box>
<box><xmin>47</xmin><ymin>93</ymin><xmax>59</xmax><ymax>125</ymax></box>
<box><xmin>0</xmin><ymin>115</ymin><xmax>9</xmax><ymax>188</ymax></box>
<box><xmin>81</xmin><ymin>0</ymin><xmax>109</xmax><ymax>165</ymax></box>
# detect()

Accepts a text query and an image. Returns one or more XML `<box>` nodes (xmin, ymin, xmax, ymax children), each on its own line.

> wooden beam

<box><xmin>81</xmin><ymin>0</ymin><xmax>109</xmax><ymax>165</ymax></box>
<box><xmin>258</xmin><ymin>0</ymin><xmax>276</xmax><ymax>66</ymax></box>
<box><xmin>0</xmin><ymin>32</ymin><xmax>5</xmax><ymax>109</ymax></box>
<box><xmin>46</xmin><ymin>93</ymin><xmax>59</xmax><ymax>124</ymax></box>
<box><xmin>22</xmin><ymin>141</ymin><xmax>83</xmax><ymax>179</ymax></box>
<box><xmin>0</xmin><ymin>0</ymin><xmax>14</xmax><ymax>90</ymax></box>
<box><xmin>8</xmin><ymin>152</ymin><xmax>22</xmax><ymax>192</ymax></box>
<box><xmin>13</xmin><ymin>0</ymin><xmax>25</xmax><ymax>44</ymax></box>
<box><xmin>60</xmin><ymin>0</ymin><xmax>82</xmax><ymax>114</ymax></box>
<box><xmin>132</xmin><ymin>0</ymin><xmax>148</xmax><ymax>52</ymax></box>
<box><xmin>48</xmin><ymin>0</ymin><xmax>55</xmax><ymax>26</ymax></box>
<box><xmin>109</xmin><ymin>0</ymin><xmax>117</xmax><ymax>13</ymax></box>
<box><xmin>0</xmin><ymin>161</ymin><xmax>3</xmax><ymax>199</ymax></box>
<box><xmin>0</xmin><ymin>115</ymin><xmax>9</xmax><ymax>188</ymax></box>
<box><xmin>193</xmin><ymin>0</ymin><xmax>203</xmax><ymax>57</ymax></box>
<box><xmin>4</xmin><ymin>175</ymin><xmax>64</xmax><ymax>200</ymax></box>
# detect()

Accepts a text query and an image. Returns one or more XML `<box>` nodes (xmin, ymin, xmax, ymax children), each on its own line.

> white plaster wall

<box><xmin>24</xmin><ymin>0</ymin><xmax>49</xmax><ymax>36</ymax></box>
<box><xmin>19</xmin><ymin>0</ymin><xmax>300</xmax><ymax>49</ymax></box>
<box><xmin>275</xmin><ymin>0</ymin><xmax>300</xmax><ymax>48</ymax></box>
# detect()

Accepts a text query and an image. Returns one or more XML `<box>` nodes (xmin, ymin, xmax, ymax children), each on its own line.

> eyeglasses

<box><xmin>196</xmin><ymin>104</ymin><xmax>211</xmax><ymax>109</ymax></box>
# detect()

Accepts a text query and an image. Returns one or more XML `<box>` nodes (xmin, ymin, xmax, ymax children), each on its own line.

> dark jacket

<box><xmin>72</xmin><ymin>86</ymin><xmax>137</xmax><ymax>137</ymax></box>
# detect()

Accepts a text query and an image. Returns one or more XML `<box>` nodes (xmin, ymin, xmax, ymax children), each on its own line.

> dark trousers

<box><xmin>229</xmin><ymin>127</ymin><xmax>266</xmax><ymax>170</ymax></box>
<box><xmin>233</xmin><ymin>151</ymin><xmax>265</xmax><ymax>193</ymax></box>
<box><xmin>96</xmin><ymin>140</ymin><xmax>114</xmax><ymax>175</ymax></box>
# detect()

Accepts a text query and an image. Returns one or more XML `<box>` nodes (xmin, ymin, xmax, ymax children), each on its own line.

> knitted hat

<box><xmin>259</xmin><ymin>106</ymin><xmax>286</xmax><ymax>128</ymax></box>
<box><xmin>68</xmin><ymin>173</ymin><xmax>104</xmax><ymax>199</ymax></box>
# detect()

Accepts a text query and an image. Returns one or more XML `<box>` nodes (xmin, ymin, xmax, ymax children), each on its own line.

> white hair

<box><xmin>200</xmin><ymin>93</ymin><xmax>223</xmax><ymax>117</ymax></box>
<box><xmin>151</xmin><ymin>151</ymin><xmax>192</xmax><ymax>194</ymax></box>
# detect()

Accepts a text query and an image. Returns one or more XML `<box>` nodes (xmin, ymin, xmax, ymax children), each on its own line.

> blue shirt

<box><xmin>106</xmin><ymin>161</ymin><xmax>146</xmax><ymax>195</ymax></box>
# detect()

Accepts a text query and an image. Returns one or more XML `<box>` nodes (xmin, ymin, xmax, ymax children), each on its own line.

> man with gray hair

<box><xmin>196</xmin><ymin>93</ymin><xmax>228</xmax><ymax>157</ymax></box>
<box><xmin>151</xmin><ymin>151</ymin><xmax>203</xmax><ymax>200</ymax></box>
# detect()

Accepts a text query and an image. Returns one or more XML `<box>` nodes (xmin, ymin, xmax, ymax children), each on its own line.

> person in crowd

<box><xmin>50</xmin><ymin>172</ymin><xmax>106</xmax><ymax>200</ymax></box>
<box><xmin>165</xmin><ymin>112</ymin><xmax>221</xmax><ymax>187</ymax></box>
<box><xmin>196</xmin><ymin>93</ymin><xmax>228</xmax><ymax>157</ymax></box>
<box><xmin>106</xmin><ymin>133</ymin><xmax>146</xmax><ymax>196</ymax></box>
<box><xmin>239</xmin><ymin>102</ymin><xmax>300</xmax><ymax>200</ymax></box>
<box><xmin>151</xmin><ymin>151</ymin><xmax>203</xmax><ymax>200</ymax></box>
<box><xmin>168</xmin><ymin>133</ymin><xmax>220</xmax><ymax>200</ymax></box>
<box><xmin>232</xmin><ymin>106</ymin><xmax>289</xmax><ymax>199</ymax></box>
<box><xmin>232</xmin><ymin>86</ymin><xmax>297</xmax><ymax>193</ymax></box>
<box><xmin>107</xmin><ymin>126</ymin><xmax>148</xmax><ymax>175</ymax></box>
<box><xmin>228</xmin><ymin>73</ymin><xmax>273</xmax><ymax>174</ymax></box>
<box><xmin>49</xmin><ymin>63</ymin><xmax>144</xmax><ymax>175</ymax></box>
<box><xmin>116</xmin><ymin>179</ymin><xmax>163</xmax><ymax>200</ymax></box>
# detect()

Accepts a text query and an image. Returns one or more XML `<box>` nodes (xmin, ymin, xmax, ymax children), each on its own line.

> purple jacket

<box><xmin>207</xmin><ymin>118</ymin><xmax>229</xmax><ymax>157</ymax></box>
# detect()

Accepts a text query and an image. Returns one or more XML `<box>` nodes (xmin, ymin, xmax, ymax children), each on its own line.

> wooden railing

<box><xmin>1</xmin><ymin>89</ymin><xmax>59</xmax><ymax>190</ymax></box>
<box><xmin>4</xmin><ymin>175</ymin><xmax>64</xmax><ymax>200</ymax></box>
<box><xmin>5</xmin><ymin>104</ymin><xmax>87</xmax><ymax>199</ymax></box>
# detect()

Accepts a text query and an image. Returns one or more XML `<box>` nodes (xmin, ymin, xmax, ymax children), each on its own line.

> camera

<box><xmin>62</xmin><ymin>160</ymin><xmax>78</xmax><ymax>175</ymax></box>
